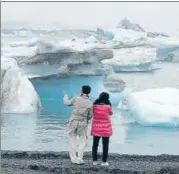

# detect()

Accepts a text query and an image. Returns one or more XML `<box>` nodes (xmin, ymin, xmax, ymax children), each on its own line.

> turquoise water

<box><xmin>32</xmin><ymin>76</ymin><xmax>123</xmax><ymax>117</ymax></box>
<box><xmin>2</xmin><ymin>63</ymin><xmax>179</xmax><ymax>155</ymax></box>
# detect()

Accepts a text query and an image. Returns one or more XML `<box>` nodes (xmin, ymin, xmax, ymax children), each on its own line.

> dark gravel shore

<box><xmin>1</xmin><ymin>151</ymin><xmax>179</xmax><ymax>174</ymax></box>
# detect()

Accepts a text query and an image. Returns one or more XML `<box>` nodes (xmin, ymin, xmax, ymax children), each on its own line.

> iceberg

<box><xmin>116</xmin><ymin>18</ymin><xmax>169</xmax><ymax>39</ymax></box>
<box><xmin>147</xmin><ymin>32</ymin><xmax>169</xmax><ymax>38</ymax></box>
<box><xmin>157</xmin><ymin>46</ymin><xmax>179</xmax><ymax>62</ymax></box>
<box><xmin>118</xmin><ymin>88</ymin><xmax>179</xmax><ymax>127</ymax></box>
<box><xmin>97</xmin><ymin>19</ymin><xmax>147</xmax><ymax>45</ymax></box>
<box><xmin>103</xmin><ymin>78</ymin><xmax>125</xmax><ymax>93</ymax></box>
<box><xmin>36</xmin><ymin>36</ymin><xmax>102</xmax><ymax>54</ymax></box>
<box><xmin>18</xmin><ymin>49</ymin><xmax>113</xmax><ymax>77</ymax></box>
<box><xmin>112</xmin><ymin>62</ymin><xmax>156</xmax><ymax>72</ymax></box>
<box><xmin>105</xmin><ymin>29</ymin><xmax>147</xmax><ymax>45</ymax></box>
<box><xmin>104</xmin><ymin>18</ymin><xmax>147</xmax><ymax>44</ymax></box>
<box><xmin>103</xmin><ymin>67</ymin><xmax>126</xmax><ymax>92</ymax></box>
<box><xmin>1</xmin><ymin>58</ymin><xmax>41</xmax><ymax>113</ymax></box>
<box><xmin>2</xmin><ymin>46</ymin><xmax>37</xmax><ymax>64</ymax></box>
<box><xmin>8</xmin><ymin>38</ymin><xmax>38</xmax><ymax>48</ymax></box>
<box><xmin>2</xmin><ymin>22</ymin><xmax>179</xmax><ymax>78</ymax></box>
<box><xmin>101</xmin><ymin>46</ymin><xmax>157</xmax><ymax>72</ymax></box>
<box><xmin>148</xmin><ymin>37</ymin><xmax>179</xmax><ymax>62</ymax></box>
<box><xmin>116</xmin><ymin>18</ymin><xmax>145</xmax><ymax>32</ymax></box>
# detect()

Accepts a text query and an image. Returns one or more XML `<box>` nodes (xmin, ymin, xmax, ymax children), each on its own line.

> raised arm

<box><xmin>63</xmin><ymin>93</ymin><xmax>76</xmax><ymax>106</ymax></box>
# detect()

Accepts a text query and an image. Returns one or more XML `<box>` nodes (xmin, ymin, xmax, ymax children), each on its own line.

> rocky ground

<box><xmin>1</xmin><ymin>151</ymin><xmax>179</xmax><ymax>174</ymax></box>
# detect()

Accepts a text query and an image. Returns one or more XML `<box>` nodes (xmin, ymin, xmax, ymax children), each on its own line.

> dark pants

<box><xmin>92</xmin><ymin>136</ymin><xmax>109</xmax><ymax>162</ymax></box>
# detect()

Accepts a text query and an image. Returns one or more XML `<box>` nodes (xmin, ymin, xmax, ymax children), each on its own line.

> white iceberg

<box><xmin>104</xmin><ymin>18</ymin><xmax>147</xmax><ymax>44</ymax></box>
<box><xmin>2</xmin><ymin>46</ymin><xmax>37</xmax><ymax>62</ymax></box>
<box><xmin>2</xmin><ymin>23</ymin><xmax>179</xmax><ymax>78</ymax></box>
<box><xmin>118</xmin><ymin>88</ymin><xmax>179</xmax><ymax>127</ymax></box>
<box><xmin>103</xmin><ymin>67</ymin><xmax>126</xmax><ymax>92</ymax></box>
<box><xmin>116</xmin><ymin>18</ymin><xmax>145</xmax><ymax>32</ymax></box>
<box><xmin>8</xmin><ymin>38</ymin><xmax>38</xmax><ymax>48</ymax></box>
<box><xmin>105</xmin><ymin>28</ymin><xmax>147</xmax><ymax>45</ymax></box>
<box><xmin>101</xmin><ymin>46</ymin><xmax>157</xmax><ymax>72</ymax></box>
<box><xmin>1</xmin><ymin>58</ymin><xmax>41</xmax><ymax>113</ymax></box>
<box><xmin>148</xmin><ymin>37</ymin><xmax>179</xmax><ymax>47</ymax></box>
<box><xmin>103</xmin><ymin>78</ymin><xmax>125</xmax><ymax>93</ymax></box>
<box><xmin>157</xmin><ymin>46</ymin><xmax>179</xmax><ymax>62</ymax></box>
<box><xmin>35</xmin><ymin>35</ymin><xmax>103</xmax><ymax>54</ymax></box>
<box><xmin>148</xmin><ymin>37</ymin><xmax>179</xmax><ymax>61</ymax></box>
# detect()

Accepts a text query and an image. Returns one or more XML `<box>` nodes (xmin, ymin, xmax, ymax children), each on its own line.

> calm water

<box><xmin>2</xmin><ymin>63</ymin><xmax>179</xmax><ymax>155</ymax></box>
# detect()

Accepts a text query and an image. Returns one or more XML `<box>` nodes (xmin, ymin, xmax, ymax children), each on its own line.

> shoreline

<box><xmin>1</xmin><ymin>151</ymin><xmax>179</xmax><ymax>174</ymax></box>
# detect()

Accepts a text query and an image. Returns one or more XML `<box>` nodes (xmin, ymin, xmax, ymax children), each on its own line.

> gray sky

<box><xmin>1</xmin><ymin>2</ymin><xmax>179</xmax><ymax>34</ymax></box>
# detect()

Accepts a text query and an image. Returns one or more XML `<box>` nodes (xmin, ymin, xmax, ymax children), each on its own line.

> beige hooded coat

<box><xmin>63</xmin><ymin>94</ymin><xmax>93</xmax><ymax>136</ymax></box>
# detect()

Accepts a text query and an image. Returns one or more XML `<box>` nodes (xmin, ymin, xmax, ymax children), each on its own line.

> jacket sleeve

<box><xmin>63</xmin><ymin>94</ymin><xmax>76</xmax><ymax>106</ymax></box>
<box><xmin>109</xmin><ymin>106</ymin><xmax>113</xmax><ymax>116</ymax></box>
<box><xmin>87</xmin><ymin>105</ymin><xmax>93</xmax><ymax>121</ymax></box>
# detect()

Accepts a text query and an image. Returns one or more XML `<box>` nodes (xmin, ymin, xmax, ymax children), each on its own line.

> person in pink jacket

<box><xmin>91</xmin><ymin>92</ymin><xmax>113</xmax><ymax>166</ymax></box>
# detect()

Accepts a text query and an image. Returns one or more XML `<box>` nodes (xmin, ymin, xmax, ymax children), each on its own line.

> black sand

<box><xmin>1</xmin><ymin>151</ymin><xmax>179</xmax><ymax>174</ymax></box>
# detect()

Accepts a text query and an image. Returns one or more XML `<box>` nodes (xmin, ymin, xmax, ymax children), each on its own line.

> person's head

<box><xmin>99</xmin><ymin>92</ymin><xmax>110</xmax><ymax>101</ymax></box>
<box><xmin>94</xmin><ymin>92</ymin><xmax>111</xmax><ymax>105</ymax></box>
<box><xmin>81</xmin><ymin>85</ymin><xmax>91</xmax><ymax>96</ymax></box>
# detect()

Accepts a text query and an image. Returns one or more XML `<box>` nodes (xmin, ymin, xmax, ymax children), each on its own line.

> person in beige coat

<box><xmin>63</xmin><ymin>85</ymin><xmax>93</xmax><ymax>164</ymax></box>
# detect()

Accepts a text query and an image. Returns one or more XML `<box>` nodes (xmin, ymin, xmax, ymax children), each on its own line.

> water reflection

<box><xmin>2</xmin><ymin>111</ymin><xmax>179</xmax><ymax>155</ymax></box>
<box><xmin>1</xmin><ymin>113</ymin><xmax>38</xmax><ymax>150</ymax></box>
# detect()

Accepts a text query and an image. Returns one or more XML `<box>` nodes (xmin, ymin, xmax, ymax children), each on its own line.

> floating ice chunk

<box><xmin>148</xmin><ymin>37</ymin><xmax>179</xmax><ymax>61</ymax></box>
<box><xmin>148</xmin><ymin>37</ymin><xmax>179</xmax><ymax>47</ymax></box>
<box><xmin>1</xmin><ymin>57</ymin><xmax>18</xmax><ymax>70</ymax></box>
<box><xmin>101</xmin><ymin>46</ymin><xmax>157</xmax><ymax>72</ymax></box>
<box><xmin>157</xmin><ymin>46</ymin><xmax>179</xmax><ymax>62</ymax></box>
<box><xmin>2</xmin><ymin>46</ymin><xmax>37</xmax><ymax>59</ymax></box>
<box><xmin>103</xmin><ymin>67</ymin><xmax>126</xmax><ymax>92</ymax></box>
<box><xmin>116</xmin><ymin>18</ymin><xmax>145</xmax><ymax>32</ymax></box>
<box><xmin>103</xmin><ymin>78</ymin><xmax>125</xmax><ymax>93</ymax></box>
<box><xmin>8</xmin><ymin>38</ymin><xmax>38</xmax><ymax>48</ymax></box>
<box><xmin>105</xmin><ymin>28</ymin><xmax>147</xmax><ymax>45</ymax></box>
<box><xmin>1</xmin><ymin>58</ymin><xmax>41</xmax><ymax>113</ymax></box>
<box><xmin>118</xmin><ymin>88</ymin><xmax>179</xmax><ymax>127</ymax></box>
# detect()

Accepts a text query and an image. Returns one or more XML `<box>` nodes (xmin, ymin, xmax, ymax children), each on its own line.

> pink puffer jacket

<box><xmin>91</xmin><ymin>104</ymin><xmax>113</xmax><ymax>137</ymax></box>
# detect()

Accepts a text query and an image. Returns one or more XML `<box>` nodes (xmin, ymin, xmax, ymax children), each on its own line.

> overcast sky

<box><xmin>1</xmin><ymin>2</ymin><xmax>179</xmax><ymax>34</ymax></box>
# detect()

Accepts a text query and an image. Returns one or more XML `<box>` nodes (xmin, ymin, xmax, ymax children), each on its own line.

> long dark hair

<box><xmin>94</xmin><ymin>92</ymin><xmax>111</xmax><ymax>106</ymax></box>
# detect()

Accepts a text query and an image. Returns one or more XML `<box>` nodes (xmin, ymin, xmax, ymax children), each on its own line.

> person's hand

<box><xmin>63</xmin><ymin>91</ymin><xmax>67</xmax><ymax>96</ymax></box>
